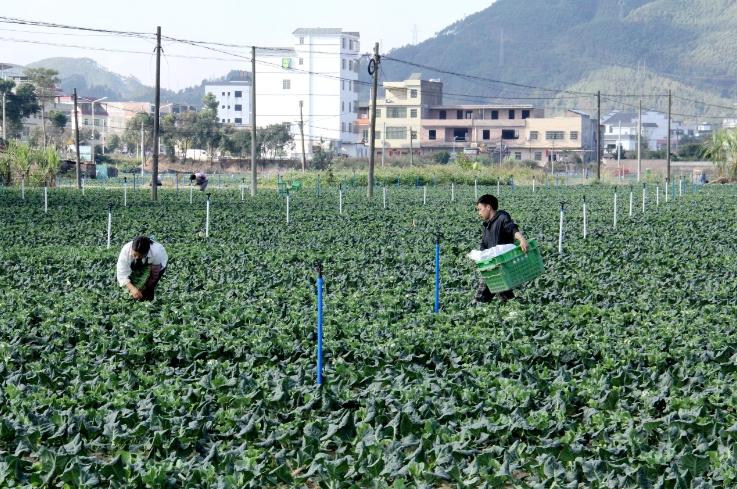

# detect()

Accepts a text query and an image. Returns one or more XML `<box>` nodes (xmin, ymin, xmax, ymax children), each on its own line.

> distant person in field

<box><xmin>474</xmin><ymin>194</ymin><xmax>529</xmax><ymax>303</ymax></box>
<box><xmin>190</xmin><ymin>172</ymin><xmax>208</xmax><ymax>191</ymax></box>
<box><xmin>116</xmin><ymin>236</ymin><xmax>168</xmax><ymax>301</ymax></box>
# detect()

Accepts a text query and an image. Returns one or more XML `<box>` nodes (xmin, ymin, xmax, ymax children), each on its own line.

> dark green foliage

<box><xmin>1</xmin><ymin>182</ymin><xmax>736</xmax><ymax>486</ymax></box>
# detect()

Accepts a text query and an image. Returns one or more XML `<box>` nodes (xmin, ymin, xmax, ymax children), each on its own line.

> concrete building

<box><xmin>255</xmin><ymin>28</ymin><xmax>361</xmax><ymax>158</ymax></box>
<box><xmin>361</xmin><ymin>76</ymin><xmax>596</xmax><ymax>163</ymax></box>
<box><xmin>602</xmin><ymin>110</ymin><xmax>686</xmax><ymax>152</ymax></box>
<box><xmin>205</xmin><ymin>79</ymin><xmax>251</xmax><ymax>127</ymax></box>
<box><xmin>106</xmin><ymin>102</ymin><xmax>153</xmax><ymax>135</ymax></box>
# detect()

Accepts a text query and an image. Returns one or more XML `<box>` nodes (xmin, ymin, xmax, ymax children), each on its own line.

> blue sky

<box><xmin>0</xmin><ymin>0</ymin><xmax>494</xmax><ymax>89</ymax></box>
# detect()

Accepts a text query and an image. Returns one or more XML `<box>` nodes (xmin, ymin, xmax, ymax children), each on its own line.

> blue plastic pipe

<box><xmin>316</xmin><ymin>274</ymin><xmax>324</xmax><ymax>385</ymax></box>
<box><xmin>434</xmin><ymin>238</ymin><xmax>440</xmax><ymax>313</ymax></box>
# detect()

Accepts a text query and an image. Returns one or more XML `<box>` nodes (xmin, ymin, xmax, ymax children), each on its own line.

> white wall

<box><xmin>205</xmin><ymin>84</ymin><xmax>251</xmax><ymax>126</ymax></box>
<box><xmin>256</xmin><ymin>30</ymin><xmax>360</xmax><ymax>157</ymax></box>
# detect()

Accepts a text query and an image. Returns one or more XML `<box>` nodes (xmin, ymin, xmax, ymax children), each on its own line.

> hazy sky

<box><xmin>0</xmin><ymin>0</ymin><xmax>494</xmax><ymax>90</ymax></box>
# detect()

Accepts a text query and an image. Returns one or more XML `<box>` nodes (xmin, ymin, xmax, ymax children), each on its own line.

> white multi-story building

<box><xmin>256</xmin><ymin>28</ymin><xmax>361</xmax><ymax>158</ymax></box>
<box><xmin>205</xmin><ymin>80</ymin><xmax>251</xmax><ymax>127</ymax></box>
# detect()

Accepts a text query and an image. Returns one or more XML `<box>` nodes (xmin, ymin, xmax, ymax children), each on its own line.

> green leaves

<box><xmin>0</xmin><ymin>185</ymin><xmax>736</xmax><ymax>486</ymax></box>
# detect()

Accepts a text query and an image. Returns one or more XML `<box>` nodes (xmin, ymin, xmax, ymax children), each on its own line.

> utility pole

<box><xmin>152</xmin><ymin>26</ymin><xmax>161</xmax><ymax>201</ymax></box>
<box><xmin>1</xmin><ymin>91</ymin><xmax>5</xmax><ymax>140</ymax></box>
<box><xmin>299</xmin><ymin>100</ymin><xmax>307</xmax><ymax>173</ymax></box>
<box><xmin>637</xmin><ymin>99</ymin><xmax>642</xmax><ymax>182</ymax></box>
<box><xmin>140</xmin><ymin>121</ymin><xmax>144</xmax><ymax>176</ymax></box>
<box><xmin>409</xmin><ymin>126</ymin><xmax>413</xmax><ymax>166</ymax></box>
<box><xmin>382</xmin><ymin>121</ymin><xmax>386</xmax><ymax>168</ymax></box>
<box><xmin>596</xmin><ymin>90</ymin><xmax>601</xmax><ymax>181</ymax></box>
<box><xmin>367</xmin><ymin>42</ymin><xmax>380</xmax><ymax>198</ymax></box>
<box><xmin>667</xmin><ymin>89</ymin><xmax>672</xmax><ymax>182</ymax></box>
<box><xmin>251</xmin><ymin>45</ymin><xmax>257</xmax><ymax>196</ymax></box>
<box><xmin>73</xmin><ymin>88</ymin><xmax>81</xmax><ymax>189</ymax></box>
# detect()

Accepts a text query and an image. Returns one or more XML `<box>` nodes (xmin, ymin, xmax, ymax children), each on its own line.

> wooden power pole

<box><xmin>367</xmin><ymin>42</ymin><xmax>380</xmax><ymax>198</ymax></box>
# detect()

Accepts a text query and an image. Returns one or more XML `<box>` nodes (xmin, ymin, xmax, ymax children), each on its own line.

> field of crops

<box><xmin>2</xmin><ymin>180</ymin><xmax>737</xmax><ymax>487</ymax></box>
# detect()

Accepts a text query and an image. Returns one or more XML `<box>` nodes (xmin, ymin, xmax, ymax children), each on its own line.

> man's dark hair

<box><xmin>189</xmin><ymin>174</ymin><xmax>196</xmax><ymax>181</ymax></box>
<box><xmin>476</xmin><ymin>194</ymin><xmax>498</xmax><ymax>211</ymax></box>
<box><xmin>132</xmin><ymin>236</ymin><xmax>153</xmax><ymax>255</ymax></box>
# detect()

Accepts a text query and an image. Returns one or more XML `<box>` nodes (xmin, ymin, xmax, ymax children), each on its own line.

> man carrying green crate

<box><xmin>474</xmin><ymin>194</ymin><xmax>529</xmax><ymax>303</ymax></box>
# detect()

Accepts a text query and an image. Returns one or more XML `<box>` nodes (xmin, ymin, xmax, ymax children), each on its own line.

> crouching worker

<box><xmin>190</xmin><ymin>172</ymin><xmax>208</xmax><ymax>191</ymax></box>
<box><xmin>116</xmin><ymin>236</ymin><xmax>168</xmax><ymax>301</ymax></box>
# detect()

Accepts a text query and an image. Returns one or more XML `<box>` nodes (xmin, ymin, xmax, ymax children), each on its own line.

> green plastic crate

<box><xmin>476</xmin><ymin>239</ymin><xmax>544</xmax><ymax>293</ymax></box>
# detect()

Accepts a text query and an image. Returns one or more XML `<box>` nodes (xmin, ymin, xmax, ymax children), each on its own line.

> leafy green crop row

<box><xmin>1</xmin><ymin>182</ymin><xmax>736</xmax><ymax>487</ymax></box>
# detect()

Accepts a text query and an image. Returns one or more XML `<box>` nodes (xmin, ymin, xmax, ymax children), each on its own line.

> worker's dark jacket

<box><xmin>480</xmin><ymin>210</ymin><xmax>519</xmax><ymax>250</ymax></box>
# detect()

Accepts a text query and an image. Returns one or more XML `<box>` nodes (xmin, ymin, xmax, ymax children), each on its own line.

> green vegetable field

<box><xmin>1</xmin><ymin>182</ymin><xmax>737</xmax><ymax>487</ymax></box>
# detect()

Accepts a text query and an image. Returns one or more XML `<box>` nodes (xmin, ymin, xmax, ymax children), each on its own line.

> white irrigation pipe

<box><xmin>423</xmin><ymin>185</ymin><xmax>427</xmax><ymax>205</ymax></box>
<box><xmin>629</xmin><ymin>187</ymin><xmax>633</xmax><ymax>217</ymax></box>
<box><xmin>107</xmin><ymin>205</ymin><xmax>112</xmax><ymax>249</ymax></box>
<box><xmin>205</xmin><ymin>194</ymin><xmax>210</xmax><ymax>238</ymax></box>
<box><xmin>497</xmin><ymin>178</ymin><xmax>500</xmax><ymax>196</ymax></box>
<box><xmin>474</xmin><ymin>179</ymin><xmax>478</xmax><ymax>200</ymax></box>
<box><xmin>383</xmin><ymin>186</ymin><xmax>387</xmax><ymax>209</ymax></box>
<box><xmin>339</xmin><ymin>189</ymin><xmax>343</xmax><ymax>215</ymax></box>
<box><xmin>642</xmin><ymin>183</ymin><xmax>646</xmax><ymax>213</ymax></box>
<box><xmin>656</xmin><ymin>184</ymin><xmax>660</xmax><ymax>207</ymax></box>
<box><xmin>44</xmin><ymin>186</ymin><xmax>48</xmax><ymax>213</ymax></box>
<box><xmin>189</xmin><ymin>184</ymin><xmax>193</xmax><ymax>204</ymax></box>
<box><xmin>613</xmin><ymin>190</ymin><xmax>618</xmax><ymax>229</ymax></box>
<box><xmin>532</xmin><ymin>176</ymin><xmax>536</xmax><ymax>193</ymax></box>
<box><xmin>82</xmin><ymin>177</ymin><xmax>85</xmax><ymax>195</ymax></box>
<box><xmin>451</xmin><ymin>182</ymin><xmax>455</xmax><ymax>202</ymax></box>
<box><xmin>582</xmin><ymin>196</ymin><xmax>587</xmax><ymax>239</ymax></box>
<box><xmin>123</xmin><ymin>178</ymin><xmax>128</xmax><ymax>207</ymax></box>
<box><xmin>558</xmin><ymin>202</ymin><xmax>565</xmax><ymax>254</ymax></box>
<box><xmin>679</xmin><ymin>177</ymin><xmax>683</xmax><ymax>197</ymax></box>
<box><xmin>665</xmin><ymin>179</ymin><xmax>669</xmax><ymax>203</ymax></box>
<box><xmin>241</xmin><ymin>185</ymin><xmax>245</xmax><ymax>201</ymax></box>
<box><xmin>286</xmin><ymin>193</ymin><xmax>290</xmax><ymax>224</ymax></box>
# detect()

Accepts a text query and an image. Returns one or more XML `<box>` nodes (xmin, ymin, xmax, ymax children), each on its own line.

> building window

<box><xmin>410</xmin><ymin>130</ymin><xmax>418</xmax><ymax>140</ymax></box>
<box><xmin>522</xmin><ymin>109</ymin><xmax>530</xmax><ymax>119</ymax></box>
<box><xmin>570</xmin><ymin>131</ymin><xmax>579</xmax><ymax>140</ymax></box>
<box><xmin>530</xmin><ymin>131</ymin><xmax>539</xmax><ymax>140</ymax></box>
<box><xmin>221</xmin><ymin>105</ymin><xmax>225</xmax><ymax>109</ymax></box>
<box><xmin>221</xmin><ymin>92</ymin><xmax>225</xmax><ymax>96</ymax></box>
<box><xmin>508</xmin><ymin>110</ymin><xmax>515</xmax><ymax>119</ymax></box>
<box><xmin>348</xmin><ymin>102</ymin><xmax>352</xmax><ymax>112</ymax></box>
<box><xmin>387</xmin><ymin>107</ymin><xmax>407</xmax><ymax>118</ymax></box>
<box><xmin>375</xmin><ymin>109</ymin><xmax>381</xmax><ymax>118</ymax></box>
<box><xmin>342</xmin><ymin>102</ymin><xmax>345</xmax><ymax>112</ymax></box>
<box><xmin>515</xmin><ymin>152</ymin><xmax>522</xmax><ymax>160</ymax></box>
<box><xmin>227</xmin><ymin>105</ymin><xmax>230</xmax><ymax>109</ymax></box>
<box><xmin>299</xmin><ymin>58</ymin><xmax>304</xmax><ymax>65</ymax></box>
<box><xmin>491</xmin><ymin>110</ymin><xmax>499</xmax><ymax>120</ymax></box>
<box><xmin>362</xmin><ymin>129</ymin><xmax>369</xmax><ymax>140</ymax></box>
<box><xmin>348</xmin><ymin>122</ymin><xmax>353</xmax><ymax>133</ymax></box>
<box><xmin>222</xmin><ymin>118</ymin><xmax>225</xmax><ymax>123</ymax></box>
<box><xmin>299</xmin><ymin>37</ymin><xmax>304</xmax><ymax>45</ymax></box>
<box><xmin>283</xmin><ymin>79</ymin><xmax>291</xmax><ymax>89</ymax></box>
<box><xmin>534</xmin><ymin>151</ymin><xmax>542</xmax><ymax>161</ymax></box>
<box><xmin>386</xmin><ymin>126</ymin><xmax>407</xmax><ymax>139</ymax></box>
<box><xmin>439</xmin><ymin>110</ymin><xmax>446</xmax><ymax>120</ymax></box>
<box><xmin>609</xmin><ymin>126</ymin><xmax>614</xmax><ymax>133</ymax></box>
<box><xmin>546</xmin><ymin>131</ymin><xmax>565</xmax><ymax>140</ymax></box>
<box><xmin>501</xmin><ymin>129</ymin><xmax>519</xmax><ymax>139</ymax></box>
<box><xmin>342</xmin><ymin>59</ymin><xmax>346</xmax><ymax>70</ymax></box>
<box><xmin>227</xmin><ymin>119</ymin><xmax>230</xmax><ymax>123</ymax></box>
<box><xmin>342</xmin><ymin>38</ymin><xmax>346</xmax><ymax>49</ymax></box>
<box><xmin>227</xmin><ymin>92</ymin><xmax>230</xmax><ymax>96</ymax></box>
<box><xmin>349</xmin><ymin>60</ymin><xmax>353</xmax><ymax>70</ymax></box>
<box><xmin>429</xmin><ymin>129</ymin><xmax>436</xmax><ymax>140</ymax></box>
<box><xmin>235</xmin><ymin>118</ymin><xmax>242</xmax><ymax>124</ymax></box>
<box><xmin>83</xmin><ymin>118</ymin><xmax>89</xmax><ymax>126</ymax></box>
<box><xmin>410</xmin><ymin>108</ymin><xmax>417</xmax><ymax>118</ymax></box>
<box><xmin>410</xmin><ymin>89</ymin><xmax>418</xmax><ymax>98</ymax></box>
<box><xmin>235</xmin><ymin>104</ymin><xmax>242</xmax><ymax>112</ymax></box>
<box><xmin>375</xmin><ymin>131</ymin><xmax>381</xmax><ymax>139</ymax></box>
<box><xmin>341</xmin><ymin>122</ymin><xmax>346</xmax><ymax>132</ymax></box>
<box><xmin>456</xmin><ymin>110</ymin><xmax>463</xmax><ymax>120</ymax></box>
<box><xmin>483</xmin><ymin>129</ymin><xmax>490</xmax><ymax>140</ymax></box>
<box><xmin>235</xmin><ymin>91</ymin><xmax>242</xmax><ymax>98</ymax></box>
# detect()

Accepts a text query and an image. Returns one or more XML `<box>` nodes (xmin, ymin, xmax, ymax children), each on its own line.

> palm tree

<box><xmin>701</xmin><ymin>130</ymin><xmax>729</xmax><ymax>179</ymax></box>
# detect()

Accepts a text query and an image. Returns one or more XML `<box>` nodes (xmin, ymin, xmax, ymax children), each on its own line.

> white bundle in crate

<box><xmin>467</xmin><ymin>244</ymin><xmax>517</xmax><ymax>262</ymax></box>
